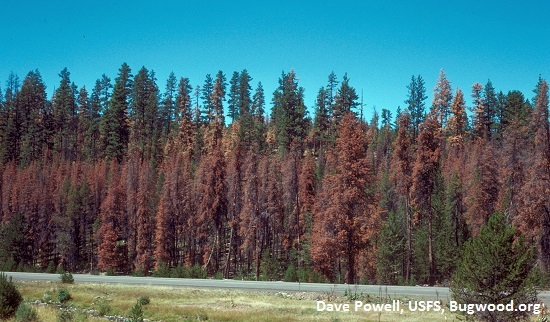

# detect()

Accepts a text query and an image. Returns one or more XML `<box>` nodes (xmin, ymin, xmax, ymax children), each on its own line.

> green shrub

<box><xmin>15</xmin><ymin>261</ymin><xmax>25</xmax><ymax>272</ymax></box>
<box><xmin>57</xmin><ymin>308</ymin><xmax>74</xmax><ymax>322</ymax></box>
<box><xmin>43</xmin><ymin>291</ymin><xmax>52</xmax><ymax>302</ymax></box>
<box><xmin>60</xmin><ymin>272</ymin><xmax>74</xmax><ymax>284</ymax></box>
<box><xmin>55</xmin><ymin>265</ymin><xmax>65</xmax><ymax>274</ymax></box>
<box><xmin>0</xmin><ymin>272</ymin><xmax>23</xmax><ymax>319</ymax></box>
<box><xmin>73</xmin><ymin>308</ymin><xmax>89</xmax><ymax>322</ymax></box>
<box><xmin>152</xmin><ymin>262</ymin><xmax>171</xmax><ymax>277</ymax></box>
<box><xmin>137</xmin><ymin>295</ymin><xmax>150</xmax><ymax>306</ymax></box>
<box><xmin>15</xmin><ymin>303</ymin><xmax>39</xmax><ymax>322</ymax></box>
<box><xmin>95</xmin><ymin>297</ymin><xmax>111</xmax><ymax>315</ymax></box>
<box><xmin>170</xmin><ymin>264</ymin><xmax>189</xmax><ymax>278</ymax></box>
<box><xmin>260</xmin><ymin>250</ymin><xmax>282</xmax><ymax>281</ymax></box>
<box><xmin>57</xmin><ymin>288</ymin><xmax>72</xmax><ymax>303</ymax></box>
<box><xmin>129</xmin><ymin>300</ymin><xmax>144</xmax><ymax>322</ymax></box>
<box><xmin>284</xmin><ymin>265</ymin><xmax>298</xmax><ymax>282</ymax></box>
<box><xmin>2</xmin><ymin>258</ymin><xmax>15</xmax><ymax>272</ymax></box>
<box><xmin>105</xmin><ymin>268</ymin><xmax>116</xmax><ymax>276</ymax></box>
<box><xmin>308</xmin><ymin>270</ymin><xmax>327</xmax><ymax>284</ymax></box>
<box><xmin>45</xmin><ymin>261</ymin><xmax>56</xmax><ymax>274</ymax></box>
<box><xmin>189</xmin><ymin>264</ymin><xmax>207</xmax><ymax>278</ymax></box>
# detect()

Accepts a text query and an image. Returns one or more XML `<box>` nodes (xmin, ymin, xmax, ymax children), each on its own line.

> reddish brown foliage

<box><xmin>410</xmin><ymin>112</ymin><xmax>441</xmax><ymax>285</ymax></box>
<box><xmin>517</xmin><ymin>80</ymin><xmax>550</xmax><ymax>270</ymax></box>
<box><xmin>311</xmin><ymin>113</ymin><xmax>379</xmax><ymax>284</ymax></box>
<box><xmin>464</xmin><ymin>139</ymin><xmax>498</xmax><ymax>235</ymax></box>
<box><xmin>134</xmin><ymin>161</ymin><xmax>156</xmax><ymax>273</ymax></box>
<box><xmin>97</xmin><ymin>161</ymin><xmax>127</xmax><ymax>272</ymax></box>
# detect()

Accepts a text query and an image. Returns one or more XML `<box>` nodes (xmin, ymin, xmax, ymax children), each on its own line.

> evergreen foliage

<box><xmin>15</xmin><ymin>303</ymin><xmax>39</xmax><ymax>322</ymax></box>
<box><xmin>0</xmin><ymin>272</ymin><xmax>22</xmax><ymax>319</ymax></box>
<box><xmin>451</xmin><ymin>212</ymin><xmax>538</xmax><ymax>321</ymax></box>
<box><xmin>0</xmin><ymin>67</ymin><xmax>548</xmax><ymax>290</ymax></box>
<box><xmin>59</xmin><ymin>271</ymin><xmax>74</xmax><ymax>284</ymax></box>
<box><xmin>129</xmin><ymin>300</ymin><xmax>144</xmax><ymax>322</ymax></box>
<box><xmin>271</xmin><ymin>70</ymin><xmax>308</xmax><ymax>152</ymax></box>
<box><xmin>57</xmin><ymin>288</ymin><xmax>72</xmax><ymax>303</ymax></box>
<box><xmin>101</xmin><ymin>63</ymin><xmax>132</xmax><ymax>162</ymax></box>
<box><xmin>405</xmin><ymin>75</ymin><xmax>427</xmax><ymax>138</ymax></box>
<box><xmin>376</xmin><ymin>210</ymin><xmax>404</xmax><ymax>284</ymax></box>
<box><xmin>0</xmin><ymin>213</ymin><xmax>31</xmax><ymax>269</ymax></box>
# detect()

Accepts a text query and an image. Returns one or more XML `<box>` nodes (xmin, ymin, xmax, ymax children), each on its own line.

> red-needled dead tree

<box><xmin>312</xmin><ymin>112</ymin><xmax>378</xmax><ymax>284</ymax></box>
<box><xmin>517</xmin><ymin>79</ymin><xmax>550</xmax><ymax>272</ymax></box>
<box><xmin>282</xmin><ymin>140</ymin><xmax>301</xmax><ymax>258</ymax></box>
<box><xmin>389</xmin><ymin>111</ymin><xmax>414</xmax><ymax>283</ymax></box>
<box><xmin>123</xmin><ymin>152</ymin><xmax>140</xmax><ymax>265</ymax></box>
<box><xmin>86</xmin><ymin>158</ymin><xmax>108</xmax><ymax>271</ymax></box>
<box><xmin>239</xmin><ymin>149</ymin><xmax>261</xmax><ymax>278</ymax></box>
<box><xmin>442</xmin><ymin>88</ymin><xmax>468</xmax><ymax>252</ymax></box>
<box><xmin>97</xmin><ymin>161</ymin><xmax>127</xmax><ymax>272</ymax></box>
<box><xmin>154</xmin><ymin>166</ymin><xmax>173</xmax><ymax>269</ymax></box>
<box><xmin>464</xmin><ymin>138</ymin><xmax>498</xmax><ymax>235</ymax></box>
<box><xmin>196</xmin><ymin>73</ymin><xmax>227</xmax><ymax>273</ymax></box>
<box><xmin>410</xmin><ymin>111</ymin><xmax>441</xmax><ymax>286</ymax></box>
<box><xmin>154</xmin><ymin>147</ymin><xmax>194</xmax><ymax>269</ymax></box>
<box><xmin>134</xmin><ymin>161</ymin><xmax>156</xmax><ymax>274</ymax></box>
<box><xmin>297</xmin><ymin>149</ymin><xmax>316</xmax><ymax>267</ymax></box>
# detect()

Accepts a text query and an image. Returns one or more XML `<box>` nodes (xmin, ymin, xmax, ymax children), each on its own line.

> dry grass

<box><xmin>11</xmin><ymin>280</ymin><xmax>538</xmax><ymax>321</ymax></box>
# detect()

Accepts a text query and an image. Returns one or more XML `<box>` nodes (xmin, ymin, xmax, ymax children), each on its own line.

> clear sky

<box><xmin>2</xmin><ymin>0</ymin><xmax>549</xmax><ymax>121</ymax></box>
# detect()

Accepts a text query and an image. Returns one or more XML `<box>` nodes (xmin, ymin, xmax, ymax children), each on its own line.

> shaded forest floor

<box><xmin>10</xmin><ymin>281</ymin><xmax>476</xmax><ymax>321</ymax></box>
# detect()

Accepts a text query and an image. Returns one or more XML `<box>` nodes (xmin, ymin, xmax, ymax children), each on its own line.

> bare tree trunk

<box><xmin>405</xmin><ymin>197</ymin><xmax>412</xmax><ymax>283</ymax></box>
<box><xmin>428</xmin><ymin>209</ymin><xmax>434</xmax><ymax>286</ymax></box>
<box><xmin>224</xmin><ymin>225</ymin><xmax>234</xmax><ymax>278</ymax></box>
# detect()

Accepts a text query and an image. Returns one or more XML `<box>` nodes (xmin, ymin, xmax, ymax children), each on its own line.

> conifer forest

<box><xmin>0</xmin><ymin>65</ymin><xmax>548</xmax><ymax>287</ymax></box>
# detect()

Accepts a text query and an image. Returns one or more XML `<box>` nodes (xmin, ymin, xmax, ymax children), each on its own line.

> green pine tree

<box><xmin>451</xmin><ymin>212</ymin><xmax>538</xmax><ymax>321</ymax></box>
<box><xmin>101</xmin><ymin>63</ymin><xmax>132</xmax><ymax>162</ymax></box>
<box><xmin>270</xmin><ymin>70</ymin><xmax>308</xmax><ymax>153</ymax></box>
<box><xmin>405</xmin><ymin>75</ymin><xmax>427</xmax><ymax>139</ymax></box>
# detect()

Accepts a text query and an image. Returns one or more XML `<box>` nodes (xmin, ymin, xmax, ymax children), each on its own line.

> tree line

<box><xmin>0</xmin><ymin>65</ymin><xmax>548</xmax><ymax>286</ymax></box>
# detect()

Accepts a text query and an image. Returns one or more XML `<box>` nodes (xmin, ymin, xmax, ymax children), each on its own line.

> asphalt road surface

<box><xmin>5</xmin><ymin>272</ymin><xmax>549</xmax><ymax>305</ymax></box>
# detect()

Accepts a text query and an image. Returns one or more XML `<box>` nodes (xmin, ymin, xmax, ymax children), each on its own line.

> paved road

<box><xmin>5</xmin><ymin>272</ymin><xmax>549</xmax><ymax>305</ymax></box>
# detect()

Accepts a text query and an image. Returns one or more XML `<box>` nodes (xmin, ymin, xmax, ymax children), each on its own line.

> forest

<box><xmin>0</xmin><ymin>65</ymin><xmax>548</xmax><ymax>287</ymax></box>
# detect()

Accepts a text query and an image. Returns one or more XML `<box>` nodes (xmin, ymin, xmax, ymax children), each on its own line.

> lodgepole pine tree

<box><xmin>410</xmin><ymin>111</ymin><xmax>441</xmax><ymax>285</ymax></box>
<box><xmin>176</xmin><ymin>77</ymin><xmax>194</xmax><ymax>151</ymax></box>
<box><xmin>134</xmin><ymin>161</ymin><xmax>156</xmax><ymax>274</ymax></box>
<box><xmin>196</xmin><ymin>72</ymin><xmax>227</xmax><ymax>273</ymax></box>
<box><xmin>130</xmin><ymin>67</ymin><xmax>160</xmax><ymax>161</ymax></box>
<box><xmin>154</xmin><ymin>151</ymin><xmax>193</xmax><ymax>269</ymax></box>
<box><xmin>431</xmin><ymin>69</ymin><xmax>452</xmax><ymax>128</ymax></box>
<box><xmin>239</xmin><ymin>149</ymin><xmax>261</xmax><ymax>279</ymax></box>
<box><xmin>517</xmin><ymin>79</ymin><xmax>550</xmax><ymax>272</ymax></box>
<box><xmin>271</xmin><ymin>70</ymin><xmax>308</xmax><ymax>152</ymax></box>
<box><xmin>464</xmin><ymin>138</ymin><xmax>498</xmax><ymax>235</ymax></box>
<box><xmin>18</xmin><ymin>70</ymin><xmax>48</xmax><ymax>166</ymax></box>
<box><xmin>311</xmin><ymin>113</ymin><xmax>378</xmax><ymax>284</ymax></box>
<box><xmin>389</xmin><ymin>111</ymin><xmax>414</xmax><ymax>282</ymax></box>
<box><xmin>405</xmin><ymin>75</ymin><xmax>427</xmax><ymax>139</ymax></box>
<box><xmin>451</xmin><ymin>212</ymin><xmax>538</xmax><ymax>322</ymax></box>
<box><xmin>101</xmin><ymin>63</ymin><xmax>132</xmax><ymax>162</ymax></box>
<box><xmin>52</xmin><ymin>68</ymin><xmax>78</xmax><ymax>160</ymax></box>
<box><xmin>97</xmin><ymin>161</ymin><xmax>127</xmax><ymax>272</ymax></box>
<box><xmin>446</xmin><ymin>88</ymin><xmax>467</xmax><ymax>152</ymax></box>
<box><xmin>333</xmin><ymin>73</ymin><xmax>359</xmax><ymax>122</ymax></box>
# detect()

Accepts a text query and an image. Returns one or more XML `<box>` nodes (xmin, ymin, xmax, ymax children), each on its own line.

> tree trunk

<box><xmin>540</xmin><ymin>208</ymin><xmax>550</xmax><ymax>272</ymax></box>
<box><xmin>405</xmin><ymin>197</ymin><xmax>412</xmax><ymax>283</ymax></box>
<box><xmin>428</xmin><ymin>209</ymin><xmax>434</xmax><ymax>286</ymax></box>
<box><xmin>224</xmin><ymin>225</ymin><xmax>234</xmax><ymax>278</ymax></box>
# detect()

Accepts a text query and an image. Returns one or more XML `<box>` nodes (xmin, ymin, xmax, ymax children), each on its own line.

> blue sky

<box><xmin>2</xmin><ymin>0</ymin><xmax>549</xmax><ymax>121</ymax></box>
